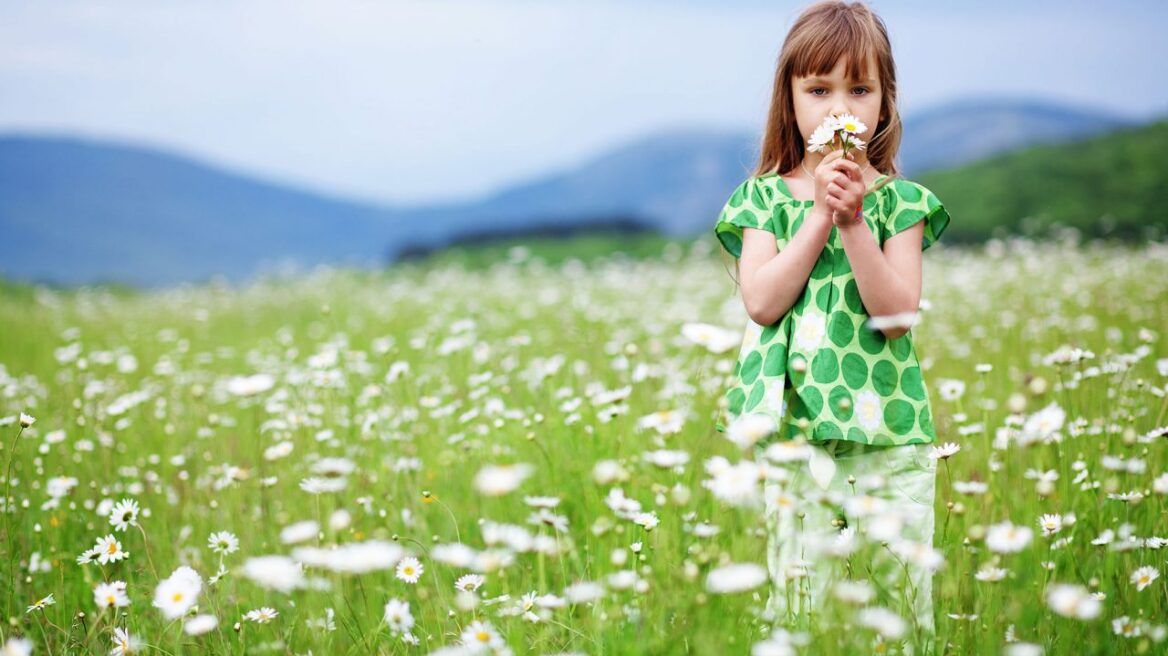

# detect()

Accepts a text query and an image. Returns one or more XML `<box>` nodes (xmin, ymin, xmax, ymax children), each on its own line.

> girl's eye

<box><xmin>810</xmin><ymin>87</ymin><xmax>870</xmax><ymax>96</ymax></box>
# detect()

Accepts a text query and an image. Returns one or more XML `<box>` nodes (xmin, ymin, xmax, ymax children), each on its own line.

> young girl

<box><xmin>712</xmin><ymin>0</ymin><xmax>950</xmax><ymax>648</ymax></box>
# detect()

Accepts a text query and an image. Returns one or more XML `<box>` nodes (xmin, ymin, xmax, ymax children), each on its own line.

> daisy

<box><xmin>208</xmin><ymin>531</ymin><xmax>239</xmax><ymax>555</ymax></box>
<box><xmin>928</xmin><ymin>442</ymin><xmax>961</xmax><ymax>460</ymax></box>
<box><xmin>473</xmin><ymin>463</ymin><xmax>534</xmax><ymax>496</ymax></box>
<box><xmin>110</xmin><ymin>627</ymin><xmax>143</xmax><ymax>656</ymax></box>
<box><xmin>94</xmin><ymin>535</ymin><xmax>129</xmax><ymax>565</ymax></box>
<box><xmin>679</xmin><ymin>322</ymin><xmax>740</xmax><ymax>354</ymax></box>
<box><xmin>631</xmin><ymin>511</ymin><xmax>660</xmax><ymax>531</ymax></box>
<box><xmin>26</xmin><ymin>593</ymin><xmax>55</xmax><ymax>613</ymax></box>
<box><xmin>1046</xmin><ymin>583</ymin><xmax>1101</xmax><ymax>620</ymax></box>
<box><xmin>460</xmin><ymin>620</ymin><xmax>506</xmax><ymax>651</ymax></box>
<box><xmin>383</xmin><ymin>598</ymin><xmax>415</xmax><ymax>634</ymax></box>
<box><xmin>395</xmin><ymin>556</ymin><xmax>423</xmax><ymax>584</ymax></box>
<box><xmin>94</xmin><ymin>581</ymin><xmax>130</xmax><ymax>609</ymax></box>
<box><xmin>725</xmin><ymin>413</ymin><xmax>778</xmax><ymax>451</ymax></box>
<box><xmin>240</xmin><ymin>555</ymin><xmax>304</xmax><ymax>593</ymax></box>
<box><xmin>1038</xmin><ymin>513</ymin><xmax>1063</xmax><ymax>537</ymax></box>
<box><xmin>807</xmin><ymin>122</ymin><xmax>836</xmax><ymax>153</ymax></box>
<box><xmin>19</xmin><ymin>412</ymin><xmax>36</xmax><ymax>428</ymax></box>
<box><xmin>522</xmin><ymin>496</ymin><xmax>560</xmax><ymax>509</ymax></box>
<box><xmin>938</xmin><ymin>379</ymin><xmax>966</xmax><ymax>401</ymax></box>
<box><xmin>858</xmin><ymin>607</ymin><xmax>906</xmax><ymax>640</ymax></box>
<box><xmin>243</xmin><ymin>607</ymin><xmax>278</xmax><ymax>623</ymax></box>
<box><xmin>455</xmin><ymin>574</ymin><xmax>486</xmax><ymax>593</ymax></box>
<box><xmin>986</xmin><ymin>521</ymin><xmax>1033</xmax><ymax>554</ymax></box>
<box><xmin>1112</xmin><ymin>616</ymin><xmax>1141</xmax><ymax>638</ymax></box>
<box><xmin>705</xmin><ymin>562</ymin><xmax>767</xmax><ymax>594</ymax></box>
<box><xmin>108</xmin><ymin>499</ymin><xmax>140</xmax><ymax>532</ymax></box>
<box><xmin>153</xmin><ymin>566</ymin><xmax>202</xmax><ymax>620</ymax></box>
<box><xmin>834</xmin><ymin>112</ymin><xmax>868</xmax><ymax>135</ymax></box>
<box><xmin>1131</xmin><ymin>566</ymin><xmax>1159</xmax><ymax>591</ymax></box>
<box><xmin>77</xmin><ymin>547</ymin><xmax>100</xmax><ymax>565</ymax></box>
<box><xmin>975</xmin><ymin>565</ymin><xmax>1009</xmax><ymax>582</ymax></box>
<box><xmin>183</xmin><ymin>614</ymin><xmax>218</xmax><ymax>636</ymax></box>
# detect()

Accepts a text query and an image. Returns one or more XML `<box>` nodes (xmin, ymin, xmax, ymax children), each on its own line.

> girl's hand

<box><xmin>814</xmin><ymin>151</ymin><xmax>866</xmax><ymax>226</ymax></box>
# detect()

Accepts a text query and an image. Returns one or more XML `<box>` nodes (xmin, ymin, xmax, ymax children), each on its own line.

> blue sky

<box><xmin>1</xmin><ymin>0</ymin><xmax>1165</xmax><ymax>205</ymax></box>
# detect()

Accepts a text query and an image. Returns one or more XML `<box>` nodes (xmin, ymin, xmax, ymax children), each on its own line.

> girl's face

<box><xmin>791</xmin><ymin>55</ymin><xmax>883</xmax><ymax>164</ymax></box>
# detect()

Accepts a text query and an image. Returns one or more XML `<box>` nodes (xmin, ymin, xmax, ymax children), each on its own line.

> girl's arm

<box><xmin>836</xmin><ymin>218</ymin><xmax>925</xmax><ymax>340</ymax></box>
<box><xmin>738</xmin><ymin>208</ymin><xmax>835</xmax><ymax>325</ymax></box>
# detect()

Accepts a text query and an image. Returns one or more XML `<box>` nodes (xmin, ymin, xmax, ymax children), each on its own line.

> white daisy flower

<box><xmin>208</xmin><ymin>531</ymin><xmax>239</xmax><ymax>555</ymax></box>
<box><xmin>460</xmin><ymin>620</ymin><xmax>506</xmax><ymax>651</ymax></box>
<box><xmin>183</xmin><ymin>614</ymin><xmax>218</xmax><ymax>636</ymax></box>
<box><xmin>94</xmin><ymin>535</ymin><xmax>129</xmax><ymax>565</ymax></box>
<box><xmin>383</xmin><ymin>598</ymin><xmax>415</xmax><ymax>634</ymax></box>
<box><xmin>110</xmin><ymin>627</ymin><xmax>143</xmax><ymax>655</ymax></box>
<box><xmin>94</xmin><ymin>581</ymin><xmax>130</xmax><ymax>609</ymax></box>
<box><xmin>1131</xmin><ymin>566</ymin><xmax>1159</xmax><ymax>591</ymax></box>
<box><xmin>108</xmin><ymin>499</ymin><xmax>140</xmax><ymax>532</ymax></box>
<box><xmin>395</xmin><ymin>556</ymin><xmax>423</xmax><ymax>584</ymax></box>
<box><xmin>834</xmin><ymin>113</ymin><xmax>868</xmax><ymax>135</ymax></box>
<box><xmin>240</xmin><ymin>555</ymin><xmax>305</xmax><ymax>593</ymax></box>
<box><xmin>705</xmin><ymin>562</ymin><xmax>767</xmax><ymax>594</ymax></box>
<box><xmin>473</xmin><ymin>463</ymin><xmax>535</xmax><ymax>496</ymax></box>
<box><xmin>1038</xmin><ymin>513</ymin><xmax>1063</xmax><ymax>537</ymax></box>
<box><xmin>26</xmin><ymin>593</ymin><xmax>55</xmax><ymax>613</ymax></box>
<box><xmin>975</xmin><ymin>565</ymin><xmax>1008</xmax><ymax>582</ymax></box>
<box><xmin>725</xmin><ymin>413</ymin><xmax>778</xmax><ymax>451</ymax></box>
<box><xmin>1046</xmin><ymin>583</ymin><xmax>1101</xmax><ymax>620</ymax></box>
<box><xmin>153</xmin><ymin>566</ymin><xmax>202</xmax><ymax>620</ymax></box>
<box><xmin>455</xmin><ymin>573</ymin><xmax>485</xmax><ymax>592</ymax></box>
<box><xmin>680</xmin><ymin>322</ymin><xmax>740</xmax><ymax>354</ymax></box>
<box><xmin>243</xmin><ymin>607</ymin><xmax>279</xmax><ymax>623</ymax></box>
<box><xmin>986</xmin><ymin>521</ymin><xmax>1033</xmax><ymax>553</ymax></box>
<box><xmin>807</xmin><ymin>123</ymin><xmax>836</xmax><ymax>153</ymax></box>
<box><xmin>928</xmin><ymin>442</ymin><xmax>961</xmax><ymax>460</ymax></box>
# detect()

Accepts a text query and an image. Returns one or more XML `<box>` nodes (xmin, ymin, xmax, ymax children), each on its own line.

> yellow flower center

<box><xmin>476</xmin><ymin>631</ymin><xmax>490</xmax><ymax>642</ymax></box>
<box><xmin>107</xmin><ymin>543</ymin><xmax>118</xmax><ymax>554</ymax></box>
<box><xmin>172</xmin><ymin>592</ymin><xmax>184</xmax><ymax>602</ymax></box>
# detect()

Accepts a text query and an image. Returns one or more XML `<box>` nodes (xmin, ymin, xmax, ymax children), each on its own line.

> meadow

<box><xmin>1</xmin><ymin>233</ymin><xmax>1166</xmax><ymax>655</ymax></box>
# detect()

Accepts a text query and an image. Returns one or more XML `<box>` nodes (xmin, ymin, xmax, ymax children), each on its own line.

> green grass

<box><xmin>1</xmin><ymin>237</ymin><xmax>1166</xmax><ymax>655</ymax></box>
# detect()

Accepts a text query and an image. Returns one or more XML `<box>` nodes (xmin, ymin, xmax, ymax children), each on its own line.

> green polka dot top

<box><xmin>712</xmin><ymin>173</ymin><xmax>950</xmax><ymax>446</ymax></box>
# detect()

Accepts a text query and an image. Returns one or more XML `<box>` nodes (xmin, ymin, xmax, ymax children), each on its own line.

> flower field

<box><xmin>1</xmin><ymin>237</ymin><xmax>1166</xmax><ymax>655</ymax></box>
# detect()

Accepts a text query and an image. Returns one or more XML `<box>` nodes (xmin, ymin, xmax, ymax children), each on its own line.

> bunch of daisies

<box><xmin>808</xmin><ymin>113</ymin><xmax>869</xmax><ymax>158</ymax></box>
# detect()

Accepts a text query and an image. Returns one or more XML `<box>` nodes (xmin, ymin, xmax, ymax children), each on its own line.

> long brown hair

<box><xmin>757</xmin><ymin>0</ymin><xmax>902</xmax><ymax>183</ymax></box>
<box><xmin>722</xmin><ymin>1</ymin><xmax>902</xmax><ymax>287</ymax></box>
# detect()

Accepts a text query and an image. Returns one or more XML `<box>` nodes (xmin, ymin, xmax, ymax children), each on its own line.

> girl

<box><xmin>712</xmin><ymin>0</ymin><xmax>950</xmax><ymax>649</ymax></box>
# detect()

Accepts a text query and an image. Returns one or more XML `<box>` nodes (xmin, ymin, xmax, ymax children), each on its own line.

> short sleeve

<box><xmin>885</xmin><ymin>181</ymin><xmax>950</xmax><ymax>251</ymax></box>
<box><xmin>713</xmin><ymin>177</ymin><xmax>774</xmax><ymax>259</ymax></box>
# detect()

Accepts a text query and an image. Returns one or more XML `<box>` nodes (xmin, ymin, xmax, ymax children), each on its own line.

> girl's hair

<box><xmin>722</xmin><ymin>0</ymin><xmax>901</xmax><ymax>287</ymax></box>
<box><xmin>757</xmin><ymin>0</ymin><xmax>902</xmax><ymax>181</ymax></box>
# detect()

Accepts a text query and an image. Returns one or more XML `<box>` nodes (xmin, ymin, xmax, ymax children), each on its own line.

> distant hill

<box><xmin>0</xmin><ymin>136</ymin><xmax>400</xmax><ymax>287</ymax></box>
<box><xmin>898</xmin><ymin>97</ymin><xmax>1135</xmax><ymax>176</ymax></box>
<box><xmin>919</xmin><ymin>119</ymin><xmax>1168</xmax><ymax>242</ymax></box>
<box><xmin>0</xmin><ymin>97</ymin><xmax>1147</xmax><ymax>287</ymax></box>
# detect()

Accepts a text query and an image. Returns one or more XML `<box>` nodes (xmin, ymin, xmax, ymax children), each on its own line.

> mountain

<box><xmin>0</xmin><ymin>97</ymin><xmax>1147</xmax><ymax>287</ymax></box>
<box><xmin>898</xmin><ymin>97</ymin><xmax>1137</xmax><ymax>175</ymax></box>
<box><xmin>919</xmin><ymin>118</ymin><xmax>1168</xmax><ymax>242</ymax></box>
<box><xmin>0</xmin><ymin>136</ymin><xmax>402</xmax><ymax>287</ymax></box>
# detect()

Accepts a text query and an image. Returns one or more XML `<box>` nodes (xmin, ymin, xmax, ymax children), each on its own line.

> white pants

<box><xmin>759</xmin><ymin>439</ymin><xmax>938</xmax><ymax>644</ymax></box>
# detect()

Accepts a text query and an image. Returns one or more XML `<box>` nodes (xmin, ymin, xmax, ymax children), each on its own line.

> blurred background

<box><xmin>1</xmin><ymin>0</ymin><xmax>1166</xmax><ymax>288</ymax></box>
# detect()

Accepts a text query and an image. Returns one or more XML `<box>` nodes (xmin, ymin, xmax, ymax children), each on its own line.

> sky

<box><xmin>2</xmin><ymin>0</ymin><xmax>1166</xmax><ymax>207</ymax></box>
